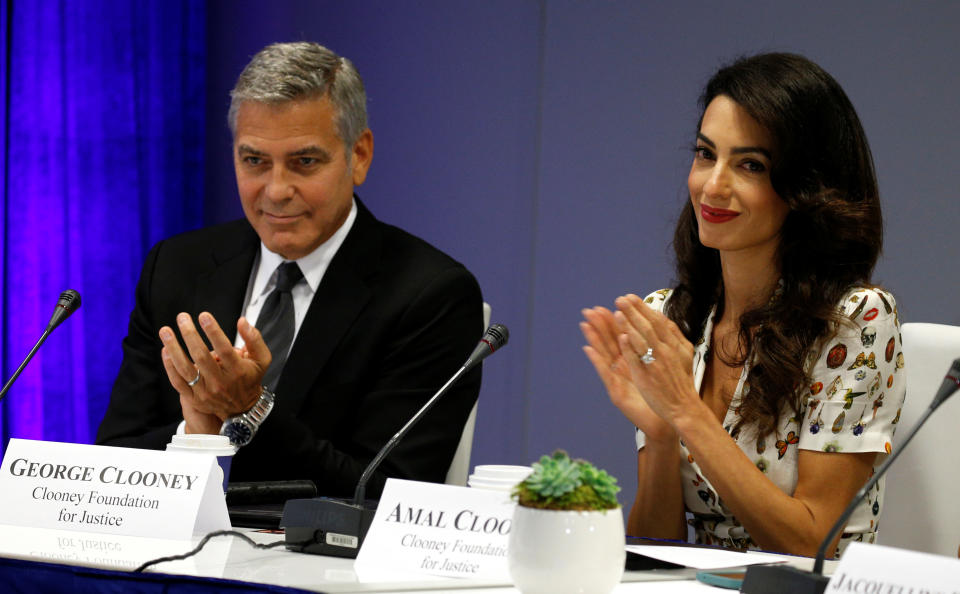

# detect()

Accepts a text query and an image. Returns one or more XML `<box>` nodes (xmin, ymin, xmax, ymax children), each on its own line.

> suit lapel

<box><xmin>276</xmin><ymin>200</ymin><xmax>381</xmax><ymax>414</ymax></box>
<box><xmin>194</xmin><ymin>224</ymin><xmax>260</xmax><ymax>345</ymax></box>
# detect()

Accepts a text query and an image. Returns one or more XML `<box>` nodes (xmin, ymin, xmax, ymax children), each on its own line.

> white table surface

<box><xmin>0</xmin><ymin>524</ymin><xmax>829</xmax><ymax>593</ymax></box>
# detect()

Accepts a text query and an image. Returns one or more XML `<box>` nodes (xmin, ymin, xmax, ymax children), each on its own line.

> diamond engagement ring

<box><xmin>187</xmin><ymin>370</ymin><xmax>201</xmax><ymax>387</ymax></box>
<box><xmin>640</xmin><ymin>347</ymin><xmax>656</xmax><ymax>365</ymax></box>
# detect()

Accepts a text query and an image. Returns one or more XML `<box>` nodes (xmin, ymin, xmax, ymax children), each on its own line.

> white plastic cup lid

<box><xmin>467</xmin><ymin>479</ymin><xmax>515</xmax><ymax>491</ymax></box>
<box><xmin>468</xmin><ymin>474</ymin><xmax>523</xmax><ymax>484</ymax></box>
<box><xmin>167</xmin><ymin>434</ymin><xmax>236</xmax><ymax>456</ymax></box>
<box><xmin>472</xmin><ymin>465</ymin><xmax>532</xmax><ymax>480</ymax></box>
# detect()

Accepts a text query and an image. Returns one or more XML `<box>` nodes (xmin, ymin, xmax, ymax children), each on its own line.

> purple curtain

<box><xmin>0</xmin><ymin>0</ymin><xmax>205</xmax><ymax>451</ymax></box>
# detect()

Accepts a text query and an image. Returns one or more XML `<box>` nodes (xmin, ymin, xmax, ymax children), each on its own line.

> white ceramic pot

<box><xmin>508</xmin><ymin>505</ymin><xmax>625</xmax><ymax>594</ymax></box>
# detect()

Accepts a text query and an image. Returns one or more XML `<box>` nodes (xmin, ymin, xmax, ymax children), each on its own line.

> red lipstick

<box><xmin>700</xmin><ymin>204</ymin><xmax>740</xmax><ymax>223</ymax></box>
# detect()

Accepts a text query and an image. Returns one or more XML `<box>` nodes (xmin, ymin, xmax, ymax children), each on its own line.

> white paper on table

<box><xmin>625</xmin><ymin>544</ymin><xmax>788</xmax><ymax>569</ymax></box>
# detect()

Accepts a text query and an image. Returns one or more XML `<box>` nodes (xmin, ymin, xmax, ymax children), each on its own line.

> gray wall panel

<box><xmin>207</xmin><ymin>0</ymin><xmax>960</xmax><ymax>516</ymax></box>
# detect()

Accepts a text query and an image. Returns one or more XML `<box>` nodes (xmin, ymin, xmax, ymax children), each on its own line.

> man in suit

<box><xmin>96</xmin><ymin>42</ymin><xmax>482</xmax><ymax>498</ymax></box>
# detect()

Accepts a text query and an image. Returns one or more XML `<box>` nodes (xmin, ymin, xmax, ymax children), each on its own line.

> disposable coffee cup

<box><xmin>473</xmin><ymin>465</ymin><xmax>533</xmax><ymax>481</ymax></box>
<box><xmin>166</xmin><ymin>434</ymin><xmax>237</xmax><ymax>493</ymax></box>
<box><xmin>469</xmin><ymin>464</ymin><xmax>532</xmax><ymax>491</ymax></box>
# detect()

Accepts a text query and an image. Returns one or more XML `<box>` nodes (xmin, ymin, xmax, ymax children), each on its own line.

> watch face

<box><xmin>223</xmin><ymin>421</ymin><xmax>254</xmax><ymax>447</ymax></box>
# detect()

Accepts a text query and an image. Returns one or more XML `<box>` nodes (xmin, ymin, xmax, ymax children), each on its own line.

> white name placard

<box><xmin>354</xmin><ymin>479</ymin><xmax>515</xmax><ymax>581</ymax></box>
<box><xmin>827</xmin><ymin>542</ymin><xmax>960</xmax><ymax>593</ymax></box>
<box><xmin>0</xmin><ymin>439</ymin><xmax>229</xmax><ymax>539</ymax></box>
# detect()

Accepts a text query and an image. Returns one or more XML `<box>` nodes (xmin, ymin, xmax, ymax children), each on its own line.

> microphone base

<box><xmin>280</xmin><ymin>497</ymin><xmax>377</xmax><ymax>558</ymax></box>
<box><xmin>741</xmin><ymin>564</ymin><xmax>828</xmax><ymax>594</ymax></box>
<box><xmin>227</xmin><ymin>480</ymin><xmax>318</xmax><ymax>506</ymax></box>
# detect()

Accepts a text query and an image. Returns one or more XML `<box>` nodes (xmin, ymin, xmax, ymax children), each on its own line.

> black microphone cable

<box><xmin>133</xmin><ymin>529</ymin><xmax>314</xmax><ymax>573</ymax></box>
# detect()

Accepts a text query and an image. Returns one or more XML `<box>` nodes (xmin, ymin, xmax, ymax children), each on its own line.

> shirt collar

<box><xmin>250</xmin><ymin>198</ymin><xmax>358</xmax><ymax>299</ymax></box>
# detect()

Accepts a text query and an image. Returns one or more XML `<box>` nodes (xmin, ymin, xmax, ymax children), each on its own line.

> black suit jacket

<box><xmin>96</xmin><ymin>200</ymin><xmax>483</xmax><ymax>498</ymax></box>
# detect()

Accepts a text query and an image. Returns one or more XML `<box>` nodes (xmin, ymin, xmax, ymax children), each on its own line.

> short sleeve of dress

<box><xmin>635</xmin><ymin>289</ymin><xmax>673</xmax><ymax>451</ymax></box>
<box><xmin>642</xmin><ymin>289</ymin><xmax>673</xmax><ymax>312</ymax></box>
<box><xmin>799</xmin><ymin>288</ymin><xmax>905</xmax><ymax>455</ymax></box>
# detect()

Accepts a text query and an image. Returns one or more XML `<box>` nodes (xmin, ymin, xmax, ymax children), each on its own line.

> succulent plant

<box><xmin>522</xmin><ymin>451</ymin><xmax>581</xmax><ymax>498</ymax></box>
<box><xmin>513</xmin><ymin>450</ymin><xmax>620</xmax><ymax>511</ymax></box>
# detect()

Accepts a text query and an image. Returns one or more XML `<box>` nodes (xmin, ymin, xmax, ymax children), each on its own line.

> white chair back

<box><xmin>879</xmin><ymin>322</ymin><xmax>960</xmax><ymax>556</ymax></box>
<box><xmin>444</xmin><ymin>302</ymin><xmax>491</xmax><ymax>486</ymax></box>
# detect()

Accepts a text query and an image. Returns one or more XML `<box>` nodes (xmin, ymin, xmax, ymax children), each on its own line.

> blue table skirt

<box><xmin>0</xmin><ymin>556</ymin><xmax>322</xmax><ymax>594</ymax></box>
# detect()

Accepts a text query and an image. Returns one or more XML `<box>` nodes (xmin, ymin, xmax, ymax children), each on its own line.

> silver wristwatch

<box><xmin>220</xmin><ymin>387</ymin><xmax>275</xmax><ymax>447</ymax></box>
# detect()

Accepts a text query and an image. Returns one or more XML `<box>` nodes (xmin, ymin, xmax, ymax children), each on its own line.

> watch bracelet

<box><xmin>246</xmin><ymin>387</ymin><xmax>275</xmax><ymax>424</ymax></box>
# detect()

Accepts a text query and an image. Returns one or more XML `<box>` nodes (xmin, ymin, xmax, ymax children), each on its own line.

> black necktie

<box><xmin>256</xmin><ymin>261</ymin><xmax>303</xmax><ymax>390</ymax></box>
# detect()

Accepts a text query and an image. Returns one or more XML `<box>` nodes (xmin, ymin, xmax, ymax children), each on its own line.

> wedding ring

<box><xmin>640</xmin><ymin>347</ymin><xmax>656</xmax><ymax>365</ymax></box>
<box><xmin>186</xmin><ymin>370</ymin><xmax>201</xmax><ymax>387</ymax></box>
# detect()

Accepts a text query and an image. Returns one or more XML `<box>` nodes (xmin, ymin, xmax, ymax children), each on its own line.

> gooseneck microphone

<box><xmin>353</xmin><ymin>323</ymin><xmax>509</xmax><ymax>506</ymax></box>
<box><xmin>741</xmin><ymin>358</ymin><xmax>960</xmax><ymax>594</ymax></box>
<box><xmin>281</xmin><ymin>323</ymin><xmax>509</xmax><ymax>558</ymax></box>
<box><xmin>0</xmin><ymin>290</ymin><xmax>82</xmax><ymax>402</ymax></box>
<box><xmin>47</xmin><ymin>289</ymin><xmax>82</xmax><ymax>332</ymax></box>
<box><xmin>462</xmin><ymin>323</ymin><xmax>509</xmax><ymax>371</ymax></box>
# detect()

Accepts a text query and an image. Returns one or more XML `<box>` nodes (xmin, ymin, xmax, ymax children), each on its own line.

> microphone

<box><xmin>930</xmin><ymin>357</ymin><xmax>960</xmax><ymax>408</ymax></box>
<box><xmin>47</xmin><ymin>289</ymin><xmax>82</xmax><ymax>332</ymax></box>
<box><xmin>741</xmin><ymin>358</ymin><xmax>960</xmax><ymax>594</ymax></box>
<box><xmin>463</xmin><ymin>323</ymin><xmax>509</xmax><ymax>369</ymax></box>
<box><xmin>0</xmin><ymin>290</ymin><xmax>82</xmax><ymax>402</ymax></box>
<box><xmin>281</xmin><ymin>323</ymin><xmax>509</xmax><ymax>558</ymax></box>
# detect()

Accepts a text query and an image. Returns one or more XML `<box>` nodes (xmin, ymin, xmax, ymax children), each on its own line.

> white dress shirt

<box><xmin>176</xmin><ymin>199</ymin><xmax>357</xmax><ymax>435</ymax></box>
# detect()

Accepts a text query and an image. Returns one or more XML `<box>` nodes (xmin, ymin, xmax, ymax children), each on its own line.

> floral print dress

<box><xmin>635</xmin><ymin>287</ymin><xmax>905</xmax><ymax>554</ymax></box>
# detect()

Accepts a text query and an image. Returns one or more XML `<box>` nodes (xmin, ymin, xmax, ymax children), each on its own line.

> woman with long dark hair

<box><xmin>581</xmin><ymin>53</ymin><xmax>904</xmax><ymax>557</ymax></box>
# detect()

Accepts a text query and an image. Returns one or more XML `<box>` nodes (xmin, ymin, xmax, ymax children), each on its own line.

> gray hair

<box><xmin>228</xmin><ymin>42</ymin><xmax>368</xmax><ymax>151</ymax></box>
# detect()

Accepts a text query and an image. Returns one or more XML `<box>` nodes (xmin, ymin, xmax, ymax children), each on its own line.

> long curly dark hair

<box><xmin>664</xmin><ymin>53</ymin><xmax>883</xmax><ymax>439</ymax></box>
